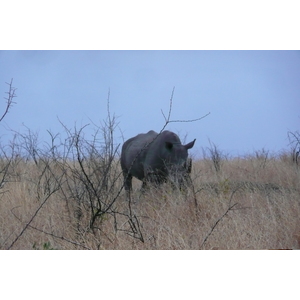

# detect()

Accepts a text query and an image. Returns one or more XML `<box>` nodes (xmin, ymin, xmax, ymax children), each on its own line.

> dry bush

<box><xmin>288</xmin><ymin>131</ymin><xmax>300</xmax><ymax>165</ymax></box>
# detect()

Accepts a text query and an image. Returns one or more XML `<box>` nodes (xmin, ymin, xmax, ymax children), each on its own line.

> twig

<box><xmin>1</xmin><ymin>79</ymin><xmax>17</xmax><ymax>123</ymax></box>
<box><xmin>29</xmin><ymin>226</ymin><xmax>91</xmax><ymax>250</ymax></box>
<box><xmin>9</xmin><ymin>208</ymin><xmax>91</xmax><ymax>250</ymax></box>
<box><xmin>161</xmin><ymin>87</ymin><xmax>175</xmax><ymax>123</ymax></box>
<box><xmin>200</xmin><ymin>202</ymin><xmax>238</xmax><ymax>249</ymax></box>
<box><xmin>161</xmin><ymin>86</ymin><xmax>210</xmax><ymax>128</ymax></box>
<box><xmin>7</xmin><ymin>189</ymin><xmax>59</xmax><ymax>250</ymax></box>
<box><xmin>168</xmin><ymin>113</ymin><xmax>211</xmax><ymax>124</ymax></box>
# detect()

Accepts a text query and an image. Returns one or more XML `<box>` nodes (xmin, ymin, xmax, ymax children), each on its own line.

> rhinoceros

<box><xmin>121</xmin><ymin>130</ymin><xmax>196</xmax><ymax>193</ymax></box>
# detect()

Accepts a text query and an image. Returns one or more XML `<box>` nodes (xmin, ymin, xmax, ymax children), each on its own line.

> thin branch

<box><xmin>1</xmin><ymin>79</ymin><xmax>17</xmax><ymax>122</ymax></box>
<box><xmin>168</xmin><ymin>112</ymin><xmax>211</xmax><ymax>124</ymax></box>
<box><xmin>29</xmin><ymin>225</ymin><xmax>91</xmax><ymax>250</ymax></box>
<box><xmin>161</xmin><ymin>86</ymin><xmax>175</xmax><ymax>123</ymax></box>
<box><xmin>160</xmin><ymin>87</ymin><xmax>210</xmax><ymax>130</ymax></box>
<box><xmin>9</xmin><ymin>208</ymin><xmax>91</xmax><ymax>250</ymax></box>
<box><xmin>7</xmin><ymin>188</ymin><xmax>59</xmax><ymax>249</ymax></box>
<box><xmin>200</xmin><ymin>202</ymin><xmax>238</xmax><ymax>249</ymax></box>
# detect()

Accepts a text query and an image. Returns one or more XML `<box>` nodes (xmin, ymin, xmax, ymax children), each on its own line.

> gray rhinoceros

<box><xmin>121</xmin><ymin>130</ymin><xmax>196</xmax><ymax>193</ymax></box>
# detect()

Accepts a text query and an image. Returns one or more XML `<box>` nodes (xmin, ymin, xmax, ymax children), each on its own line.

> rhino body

<box><xmin>121</xmin><ymin>130</ymin><xmax>196</xmax><ymax>192</ymax></box>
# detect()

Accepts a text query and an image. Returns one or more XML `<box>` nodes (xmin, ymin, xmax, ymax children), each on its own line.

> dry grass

<box><xmin>1</xmin><ymin>154</ymin><xmax>299</xmax><ymax>250</ymax></box>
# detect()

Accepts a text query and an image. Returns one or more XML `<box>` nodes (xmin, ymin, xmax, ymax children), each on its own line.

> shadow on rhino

<box><xmin>121</xmin><ymin>130</ymin><xmax>195</xmax><ymax>198</ymax></box>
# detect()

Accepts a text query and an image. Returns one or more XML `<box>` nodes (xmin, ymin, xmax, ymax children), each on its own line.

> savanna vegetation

<box><xmin>1</xmin><ymin>82</ymin><xmax>299</xmax><ymax>250</ymax></box>
<box><xmin>1</xmin><ymin>148</ymin><xmax>300</xmax><ymax>250</ymax></box>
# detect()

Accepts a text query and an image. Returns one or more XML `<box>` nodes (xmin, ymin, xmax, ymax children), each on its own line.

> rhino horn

<box><xmin>184</xmin><ymin>139</ymin><xmax>196</xmax><ymax>150</ymax></box>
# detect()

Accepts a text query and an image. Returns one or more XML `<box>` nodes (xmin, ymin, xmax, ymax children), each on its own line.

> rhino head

<box><xmin>162</xmin><ymin>139</ymin><xmax>195</xmax><ymax>187</ymax></box>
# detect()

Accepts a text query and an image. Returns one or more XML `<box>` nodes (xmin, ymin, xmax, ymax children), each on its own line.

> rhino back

<box><xmin>121</xmin><ymin>130</ymin><xmax>158</xmax><ymax>179</ymax></box>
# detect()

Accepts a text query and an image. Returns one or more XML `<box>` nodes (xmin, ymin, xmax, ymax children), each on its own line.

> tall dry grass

<box><xmin>1</xmin><ymin>153</ymin><xmax>299</xmax><ymax>250</ymax></box>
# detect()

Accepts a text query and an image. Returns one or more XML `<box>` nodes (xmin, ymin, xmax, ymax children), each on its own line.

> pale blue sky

<box><xmin>1</xmin><ymin>50</ymin><xmax>299</xmax><ymax>157</ymax></box>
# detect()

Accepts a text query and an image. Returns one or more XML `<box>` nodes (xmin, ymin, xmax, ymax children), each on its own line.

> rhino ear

<box><xmin>184</xmin><ymin>139</ymin><xmax>196</xmax><ymax>150</ymax></box>
<box><xmin>165</xmin><ymin>141</ymin><xmax>173</xmax><ymax>150</ymax></box>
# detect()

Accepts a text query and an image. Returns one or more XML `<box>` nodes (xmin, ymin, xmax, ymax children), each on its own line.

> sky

<box><xmin>0</xmin><ymin>50</ymin><xmax>299</xmax><ymax>157</ymax></box>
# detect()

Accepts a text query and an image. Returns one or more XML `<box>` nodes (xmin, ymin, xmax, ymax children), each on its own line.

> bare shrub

<box><xmin>0</xmin><ymin>89</ymin><xmax>126</xmax><ymax>248</ymax></box>
<box><xmin>57</xmin><ymin>120</ymin><xmax>123</xmax><ymax>229</ymax></box>
<box><xmin>288</xmin><ymin>130</ymin><xmax>300</xmax><ymax>165</ymax></box>
<box><xmin>0</xmin><ymin>79</ymin><xmax>17</xmax><ymax>196</ymax></box>
<box><xmin>255</xmin><ymin>148</ymin><xmax>269</xmax><ymax>169</ymax></box>
<box><xmin>202</xmin><ymin>140</ymin><xmax>224</xmax><ymax>173</ymax></box>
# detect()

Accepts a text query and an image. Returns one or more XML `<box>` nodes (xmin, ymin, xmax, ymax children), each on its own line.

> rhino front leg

<box><xmin>122</xmin><ymin>172</ymin><xmax>132</xmax><ymax>201</ymax></box>
<box><xmin>141</xmin><ymin>180</ymin><xmax>148</xmax><ymax>192</ymax></box>
<box><xmin>123</xmin><ymin>172</ymin><xmax>132</xmax><ymax>191</ymax></box>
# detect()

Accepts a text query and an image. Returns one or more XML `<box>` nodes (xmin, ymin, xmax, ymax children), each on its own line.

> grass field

<box><xmin>0</xmin><ymin>152</ymin><xmax>299</xmax><ymax>250</ymax></box>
